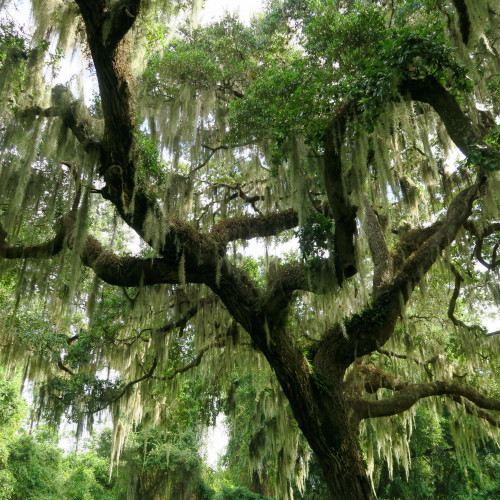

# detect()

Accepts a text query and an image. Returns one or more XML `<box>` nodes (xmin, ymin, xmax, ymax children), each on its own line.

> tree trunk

<box><xmin>262</xmin><ymin>335</ymin><xmax>373</xmax><ymax>499</ymax></box>
<box><xmin>297</xmin><ymin>393</ymin><xmax>374</xmax><ymax>500</ymax></box>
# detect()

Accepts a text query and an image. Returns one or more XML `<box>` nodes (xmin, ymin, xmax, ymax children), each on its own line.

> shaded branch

<box><xmin>57</xmin><ymin>357</ymin><xmax>75</xmax><ymax>376</ymax></box>
<box><xmin>464</xmin><ymin>221</ymin><xmax>500</xmax><ymax>269</ymax></box>
<box><xmin>315</xmin><ymin>180</ymin><xmax>483</xmax><ymax>371</ymax></box>
<box><xmin>474</xmin><ymin>237</ymin><xmax>500</xmax><ymax>270</ymax></box>
<box><xmin>106</xmin><ymin>0</ymin><xmax>142</xmax><ymax>49</ymax></box>
<box><xmin>352</xmin><ymin>379</ymin><xmax>500</xmax><ymax>422</ymax></box>
<box><xmin>0</xmin><ymin>213</ymin><xmax>75</xmax><ymax>259</ymax></box>
<box><xmin>21</xmin><ymin>103</ymin><xmax>100</xmax><ymax>154</ymax></box>
<box><xmin>451</xmin><ymin>395</ymin><xmax>500</xmax><ymax>428</ymax></box>
<box><xmin>451</xmin><ymin>0</ymin><xmax>471</xmax><ymax>45</ymax></box>
<box><xmin>400</xmin><ymin>75</ymin><xmax>481</xmax><ymax>157</ymax></box>
<box><xmin>322</xmin><ymin>103</ymin><xmax>359</xmax><ymax>282</ymax></box>
<box><xmin>392</xmin><ymin>221</ymin><xmax>443</xmax><ymax>270</ymax></box>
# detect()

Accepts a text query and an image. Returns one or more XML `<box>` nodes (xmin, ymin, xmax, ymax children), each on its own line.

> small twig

<box><xmin>91</xmin><ymin>357</ymin><xmax>158</xmax><ymax>413</ymax></box>
<box><xmin>376</xmin><ymin>347</ymin><xmax>436</xmax><ymax>379</ymax></box>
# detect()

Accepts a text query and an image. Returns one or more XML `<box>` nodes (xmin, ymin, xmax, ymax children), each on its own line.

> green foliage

<box><xmin>214</xmin><ymin>485</ymin><xmax>271</xmax><ymax>500</ymax></box>
<box><xmin>0</xmin><ymin>23</ymin><xmax>27</xmax><ymax>67</ymax></box>
<box><xmin>0</xmin><ymin>376</ymin><xmax>25</xmax><ymax>499</ymax></box>
<box><xmin>296</xmin><ymin>212</ymin><xmax>333</xmax><ymax>265</ymax></box>
<box><xmin>376</xmin><ymin>406</ymin><xmax>500</xmax><ymax>499</ymax></box>
<box><xmin>0</xmin><ymin>0</ymin><xmax>499</xmax><ymax>498</ymax></box>
<box><xmin>136</xmin><ymin>129</ymin><xmax>168</xmax><ymax>184</ymax></box>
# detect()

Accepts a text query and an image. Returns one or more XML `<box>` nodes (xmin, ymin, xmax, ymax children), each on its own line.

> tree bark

<box><xmin>256</xmin><ymin>327</ymin><xmax>373</xmax><ymax>499</ymax></box>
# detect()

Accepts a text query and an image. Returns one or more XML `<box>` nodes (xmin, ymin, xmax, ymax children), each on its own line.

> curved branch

<box><xmin>21</xmin><ymin>103</ymin><xmax>100</xmax><ymax>154</ymax></box>
<box><xmin>210</xmin><ymin>208</ymin><xmax>298</xmax><ymax>244</ymax></box>
<box><xmin>0</xmin><ymin>213</ymin><xmax>75</xmax><ymax>259</ymax></box>
<box><xmin>451</xmin><ymin>395</ymin><xmax>500</xmax><ymax>428</ymax></box>
<box><xmin>353</xmin><ymin>379</ymin><xmax>500</xmax><ymax>422</ymax></box>
<box><xmin>475</xmin><ymin>237</ymin><xmax>500</xmax><ymax>270</ymax></box>
<box><xmin>315</xmin><ymin>180</ymin><xmax>483</xmax><ymax>370</ymax></box>
<box><xmin>80</xmin><ymin>235</ymin><xmax>183</xmax><ymax>286</ymax></box>
<box><xmin>400</xmin><ymin>75</ymin><xmax>481</xmax><ymax>157</ymax></box>
<box><xmin>447</xmin><ymin>262</ymin><xmax>498</xmax><ymax>335</ymax></box>
<box><xmin>57</xmin><ymin>357</ymin><xmax>75</xmax><ymax>376</ymax></box>
<box><xmin>124</xmin><ymin>297</ymin><xmax>216</xmax><ymax>345</ymax></box>
<box><xmin>447</xmin><ymin>262</ymin><xmax>468</xmax><ymax>329</ymax></box>
<box><xmin>91</xmin><ymin>357</ymin><xmax>158</xmax><ymax>414</ymax></box>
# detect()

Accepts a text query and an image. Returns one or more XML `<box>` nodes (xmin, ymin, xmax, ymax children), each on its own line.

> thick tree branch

<box><xmin>21</xmin><ymin>101</ymin><xmax>100</xmax><ymax>154</ymax></box>
<box><xmin>0</xmin><ymin>213</ymin><xmax>75</xmax><ymax>259</ymax></box>
<box><xmin>451</xmin><ymin>395</ymin><xmax>500</xmax><ymax>428</ymax></box>
<box><xmin>106</xmin><ymin>0</ymin><xmax>142</xmax><ymax>49</ymax></box>
<box><xmin>362</xmin><ymin>196</ymin><xmax>393</xmax><ymax>294</ymax></box>
<box><xmin>322</xmin><ymin>103</ymin><xmax>358</xmax><ymax>283</ymax></box>
<box><xmin>392</xmin><ymin>221</ymin><xmax>443</xmax><ymax>270</ymax></box>
<box><xmin>74</xmin><ymin>0</ymin><xmax>137</xmax><ymax>190</ymax></box>
<box><xmin>80</xmin><ymin>235</ymin><xmax>184</xmax><ymax>286</ymax></box>
<box><xmin>345</xmin><ymin>363</ymin><xmax>409</xmax><ymax>395</ymax></box>
<box><xmin>314</xmin><ymin>180</ymin><xmax>483</xmax><ymax>374</ymax></box>
<box><xmin>352</xmin><ymin>379</ymin><xmax>500</xmax><ymax>423</ymax></box>
<box><xmin>451</xmin><ymin>0</ymin><xmax>471</xmax><ymax>45</ymax></box>
<box><xmin>400</xmin><ymin>76</ymin><xmax>481</xmax><ymax>157</ymax></box>
<box><xmin>210</xmin><ymin>208</ymin><xmax>298</xmax><ymax>244</ymax></box>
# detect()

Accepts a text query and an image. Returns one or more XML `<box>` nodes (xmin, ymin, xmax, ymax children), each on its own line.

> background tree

<box><xmin>0</xmin><ymin>0</ymin><xmax>499</xmax><ymax>498</ymax></box>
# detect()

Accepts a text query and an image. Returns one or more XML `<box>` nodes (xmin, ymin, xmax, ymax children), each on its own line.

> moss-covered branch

<box><xmin>210</xmin><ymin>208</ymin><xmax>298</xmax><ymax>244</ymax></box>
<box><xmin>400</xmin><ymin>75</ymin><xmax>483</xmax><ymax>157</ymax></box>
<box><xmin>314</xmin><ymin>180</ymin><xmax>483</xmax><ymax>371</ymax></box>
<box><xmin>352</xmin><ymin>379</ymin><xmax>500</xmax><ymax>424</ymax></box>
<box><xmin>0</xmin><ymin>213</ymin><xmax>75</xmax><ymax>259</ymax></box>
<box><xmin>322</xmin><ymin>104</ymin><xmax>358</xmax><ymax>283</ymax></box>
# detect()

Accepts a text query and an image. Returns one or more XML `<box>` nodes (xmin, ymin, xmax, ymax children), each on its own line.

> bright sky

<box><xmin>201</xmin><ymin>0</ymin><xmax>265</xmax><ymax>24</ymax></box>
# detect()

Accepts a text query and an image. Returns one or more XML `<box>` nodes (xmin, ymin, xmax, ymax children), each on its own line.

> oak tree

<box><xmin>0</xmin><ymin>1</ymin><xmax>499</xmax><ymax>498</ymax></box>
